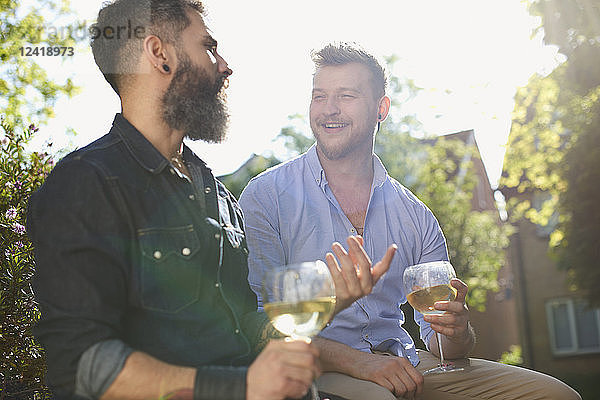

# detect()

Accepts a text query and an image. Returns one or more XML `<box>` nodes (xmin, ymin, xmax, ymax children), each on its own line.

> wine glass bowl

<box><xmin>262</xmin><ymin>261</ymin><xmax>336</xmax><ymax>400</ymax></box>
<box><xmin>403</xmin><ymin>261</ymin><xmax>463</xmax><ymax>374</ymax></box>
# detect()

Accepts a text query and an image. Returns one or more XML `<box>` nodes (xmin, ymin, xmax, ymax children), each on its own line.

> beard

<box><xmin>311</xmin><ymin>121</ymin><xmax>375</xmax><ymax>161</ymax></box>
<box><xmin>161</xmin><ymin>52</ymin><xmax>229</xmax><ymax>143</ymax></box>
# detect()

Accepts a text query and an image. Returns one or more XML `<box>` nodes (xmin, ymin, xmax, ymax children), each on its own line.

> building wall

<box><xmin>469</xmin><ymin>261</ymin><xmax>520</xmax><ymax>361</ymax></box>
<box><xmin>509</xmin><ymin>218</ymin><xmax>600</xmax><ymax>380</ymax></box>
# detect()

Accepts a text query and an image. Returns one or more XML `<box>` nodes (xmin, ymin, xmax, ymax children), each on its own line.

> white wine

<box><xmin>406</xmin><ymin>284</ymin><xmax>457</xmax><ymax>315</ymax></box>
<box><xmin>264</xmin><ymin>296</ymin><xmax>336</xmax><ymax>337</ymax></box>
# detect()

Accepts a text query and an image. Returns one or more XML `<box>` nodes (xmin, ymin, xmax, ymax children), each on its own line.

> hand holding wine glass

<box><xmin>403</xmin><ymin>261</ymin><xmax>469</xmax><ymax>374</ymax></box>
<box><xmin>262</xmin><ymin>261</ymin><xmax>336</xmax><ymax>400</ymax></box>
<box><xmin>424</xmin><ymin>277</ymin><xmax>473</xmax><ymax>353</ymax></box>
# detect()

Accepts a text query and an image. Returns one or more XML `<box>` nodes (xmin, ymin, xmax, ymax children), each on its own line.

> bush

<box><xmin>1</xmin><ymin>119</ymin><xmax>54</xmax><ymax>399</ymax></box>
<box><xmin>498</xmin><ymin>345</ymin><xmax>523</xmax><ymax>366</ymax></box>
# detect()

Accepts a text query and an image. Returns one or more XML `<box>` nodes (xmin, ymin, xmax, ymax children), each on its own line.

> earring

<box><xmin>378</xmin><ymin>114</ymin><xmax>382</xmax><ymax>120</ymax></box>
<box><xmin>162</xmin><ymin>64</ymin><xmax>170</xmax><ymax>72</ymax></box>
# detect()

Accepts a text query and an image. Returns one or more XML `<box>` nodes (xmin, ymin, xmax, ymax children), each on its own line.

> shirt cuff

<box><xmin>75</xmin><ymin>339</ymin><xmax>133</xmax><ymax>399</ymax></box>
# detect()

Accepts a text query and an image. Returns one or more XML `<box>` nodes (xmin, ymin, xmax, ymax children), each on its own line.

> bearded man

<box><xmin>26</xmin><ymin>2</ymin><xmax>396</xmax><ymax>399</ymax></box>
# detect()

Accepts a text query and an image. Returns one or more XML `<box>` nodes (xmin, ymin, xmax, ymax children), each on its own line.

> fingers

<box><xmin>272</xmin><ymin>338</ymin><xmax>320</xmax><ymax>360</ymax></box>
<box><xmin>326</xmin><ymin>236</ymin><xmax>397</xmax><ymax>315</ymax></box>
<box><xmin>369</xmin><ymin>357</ymin><xmax>423</xmax><ymax>399</ymax></box>
<box><xmin>450</xmin><ymin>278</ymin><xmax>468</xmax><ymax>303</ymax></box>
<box><xmin>326</xmin><ymin>247</ymin><xmax>361</xmax><ymax>307</ymax></box>
<box><xmin>395</xmin><ymin>358</ymin><xmax>423</xmax><ymax>398</ymax></box>
<box><xmin>355</xmin><ymin>235</ymin><xmax>364</xmax><ymax>246</ymax></box>
<box><xmin>371</xmin><ymin>244</ymin><xmax>397</xmax><ymax>284</ymax></box>
<box><xmin>433</xmin><ymin>300</ymin><xmax>467</xmax><ymax>314</ymax></box>
<box><xmin>425</xmin><ymin>308</ymin><xmax>469</xmax><ymax>340</ymax></box>
<box><xmin>330</xmin><ymin>236</ymin><xmax>396</xmax><ymax>292</ymax></box>
<box><xmin>346</xmin><ymin>235</ymin><xmax>371</xmax><ymax>272</ymax></box>
<box><xmin>346</xmin><ymin>237</ymin><xmax>375</xmax><ymax>294</ymax></box>
<box><xmin>427</xmin><ymin>321</ymin><xmax>463</xmax><ymax>338</ymax></box>
<box><xmin>248</xmin><ymin>339</ymin><xmax>321</xmax><ymax>399</ymax></box>
<box><xmin>325</xmin><ymin>251</ymin><xmax>344</xmax><ymax>289</ymax></box>
<box><xmin>332</xmin><ymin>241</ymin><xmax>364</xmax><ymax>295</ymax></box>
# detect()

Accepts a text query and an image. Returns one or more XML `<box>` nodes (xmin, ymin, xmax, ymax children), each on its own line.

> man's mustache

<box><xmin>216</xmin><ymin>73</ymin><xmax>229</xmax><ymax>96</ymax></box>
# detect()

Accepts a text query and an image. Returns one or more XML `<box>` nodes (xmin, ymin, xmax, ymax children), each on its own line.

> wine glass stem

<box><xmin>291</xmin><ymin>335</ymin><xmax>319</xmax><ymax>400</ymax></box>
<box><xmin>309</xmin><ymin>382</ymin><xmax>319</xmax><ymax>400</ymax></box>
<box><xmin>436</xmin><ymin>332</ymin><xmax>445</xmax><ymax>367</ymax></box>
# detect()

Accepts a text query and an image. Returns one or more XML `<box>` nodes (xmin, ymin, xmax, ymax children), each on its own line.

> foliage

<box><xmin>1</xmin><ymin>119</ymin><xmax>54</xmax><ymax>399</ymax></box>
<box><xmin>552</xmin><ymin>87</ymin><xmax>600</xmax><ymax>302</ymax></box>
<box><xmin>408</xmin><ymin>137</ymin><xmax>512</xmax><ymax>311</ymax></box>
<box><xmin>0</xmin><ymin>1</ymin><xmax>82</xmax><ymax>396</ymax></box>
<box><xmin>528</xmin><ymin>0</ymin><xmax>600</xmax><ymax>91</ymax></box>
<box><xmin>498</xmin><ymin>345</ymin><xmax>523</xmax><ymax>366</ymax></box>
<box><xmin>501</xmin><ymin>1</ymin><xmax>600</xmax><ymax>305</ymax></box>
<box><xmin>0</xmin><ymin>0</ymin><xmax>81</xmax><ymax>127</ymax></box>
<box><xmin>277</xmin><ymin>114</ymin><xmax>315</xmax><ymax>157</ymax></box>
<box><xmin>218</xmin><ymin>154</ymin><xmax>281</xmax><ymax>199</ymax></box>
<box><xmin>501</xmin><ymin>69</ymin><xmax>568</xmax><ymax>227</ymax></box>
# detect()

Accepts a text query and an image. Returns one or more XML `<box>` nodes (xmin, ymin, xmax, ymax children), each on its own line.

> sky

<box><xmin>24</xmin><ymin>0</ymin><xmax>563</xmax><ymax>189</ymax></box>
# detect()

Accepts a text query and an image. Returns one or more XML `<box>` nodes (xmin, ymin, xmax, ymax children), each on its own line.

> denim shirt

<box><xmin>239</xmin><ymin>145</ymin><xmax>449</xmax><ymax>366</ymax></box>
<box><xmin>27</xmin><ymin>114</ymin><xmax>263</xmax><ymax>398</ymax></box>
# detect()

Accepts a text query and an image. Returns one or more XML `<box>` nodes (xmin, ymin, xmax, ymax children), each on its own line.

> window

<box><xmin>546</xmin><ymin>298</ymin><xmax>600</xmax><ymax>355</ymax></box>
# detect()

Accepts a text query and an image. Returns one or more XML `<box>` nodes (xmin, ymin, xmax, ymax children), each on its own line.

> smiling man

<box><xmin>240</xmin><ymin>43</ymin><xmax>582</xmax><ymax>400</ymax></box>
<box><xmin>26</xmin><ymin>3</ymin><xmax>395</xmax><ymax>399</ymax></box>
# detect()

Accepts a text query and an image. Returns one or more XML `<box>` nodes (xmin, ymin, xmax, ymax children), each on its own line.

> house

<box><xmin>500</xmin><ymin>154</ymin><xmax>600</xmax><ymax>395</ymax></box>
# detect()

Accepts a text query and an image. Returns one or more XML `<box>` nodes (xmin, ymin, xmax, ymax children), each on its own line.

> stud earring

<box><xmin>162</xmin><ymin>64</ymin><xmax>170</xmax><ymax>72</ymax></box>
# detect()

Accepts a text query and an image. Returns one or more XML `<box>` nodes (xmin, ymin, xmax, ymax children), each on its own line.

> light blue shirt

<box><xmin>239</xmin><ymin>145</ymin><xmax>449</xmax><ymax>366</ymax></box>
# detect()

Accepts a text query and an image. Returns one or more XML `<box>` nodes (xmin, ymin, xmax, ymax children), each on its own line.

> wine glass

<box><xmin>402</xmin><ymin>260</ymin><xmax>464</xmax><ymax>374</ymax></box>
<box><xmin>262</xmin><ymin>261</ymin><xmax>337</xmax><ymax>400</ymax></box>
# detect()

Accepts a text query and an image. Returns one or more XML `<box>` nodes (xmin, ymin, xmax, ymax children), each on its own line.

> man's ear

<box><xmin>143</xmin><ymin>35</ymin><xmax>173</xmax><ymax>74</ymax></box>
<box><xmin>377</xmin><ymin>96</ymin><xmax>391</xmax><ymax>122</ymax></box>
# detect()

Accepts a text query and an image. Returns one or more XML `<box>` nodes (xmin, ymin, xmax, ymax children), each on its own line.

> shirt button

<box><xmin>204</xmin><ymin>186</ymin><xmax>211</xmax><ymax>194</ymax></box>
<box><xmin>215</xmin><ymin>282</ymin><xmax>221</xmax><ymax>288</ymax></box>
<box><xmin>153</xmin><ymin>250</ymin><xmax>162</xmax><ymax>259</ymax></box>
<box><xmin>234</xmin><ymin>329</ymin><xmax>240</xmax><ymax>334</ymax></box>
<box><xmin>188</xmin><ymin>194</ymin><xmax>195</xmax><ymax>201</ymax></box>
<box><xmin>170</xmin><ymin>168</ymin><xmax>176</xmax><ymax>175</ymax></box>
<box><xmin>365</xmin><ymin>334</ymin><xmax>370</xmax><ymax>338</ymax></box>
<box><xmin>214</xmin><ymin>233</ymin><xmax>221</xmax><ymax>240</ymax></box>
<box><xmin>181</xmin><ymin>247</ymin><xmax>191</xmax><ymax>256</ymax></box>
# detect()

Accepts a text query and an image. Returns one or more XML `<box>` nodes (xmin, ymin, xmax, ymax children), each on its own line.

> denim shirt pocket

<box><xmin>138</xmin><ymin>225</ymin><xmax>204</xmax><ymax>313</ymax></box>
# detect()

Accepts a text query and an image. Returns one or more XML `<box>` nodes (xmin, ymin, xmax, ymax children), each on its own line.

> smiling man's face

<box><xmin>309</xmin><ymin>62</ymin><xmax>380</xmax><ymax>161</ymax></box>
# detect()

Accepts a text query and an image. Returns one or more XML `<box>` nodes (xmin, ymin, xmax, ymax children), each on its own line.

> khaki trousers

<box><xmin>316</xmin><ymin>350</ymin><xmax>581</xmax><ymax>400</ymax></box>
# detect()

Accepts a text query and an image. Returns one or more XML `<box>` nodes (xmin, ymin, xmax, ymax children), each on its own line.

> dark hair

<box><xmin>90</xmin><ymin>0</ymin><xmax>204</xmax><ymax>95</ymax></box>
<box><xmin>311</xmin><ymin>42</ymin><xmax>387</xmax><ymax>99</ymax></box>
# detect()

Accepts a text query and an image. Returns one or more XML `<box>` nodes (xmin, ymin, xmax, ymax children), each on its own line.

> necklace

<box><xmin>170</xmin><ymin>148</ymin><xmax>190</xmax><ymax>179</ymax></box>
